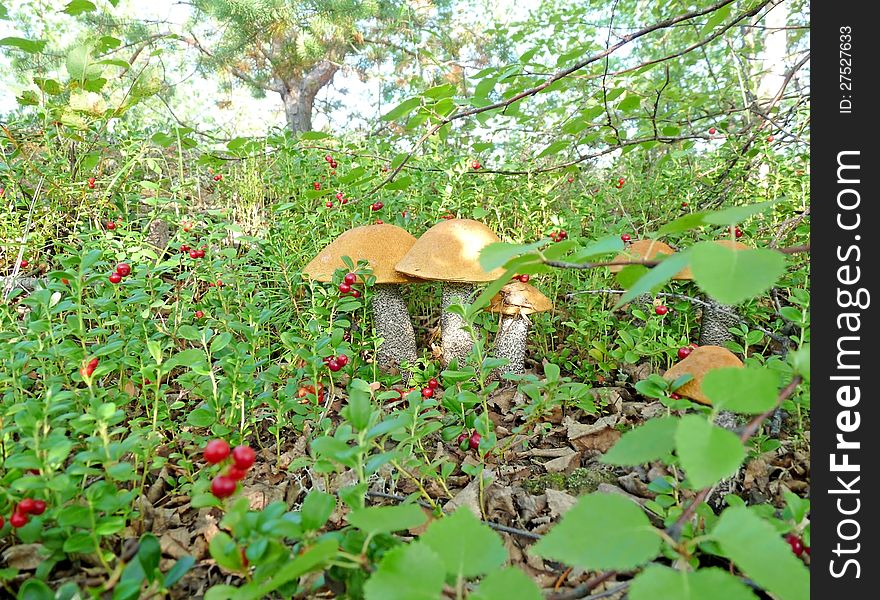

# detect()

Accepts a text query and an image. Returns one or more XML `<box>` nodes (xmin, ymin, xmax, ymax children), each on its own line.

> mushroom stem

<box><xmin>441</xmin><ymin>282</ymin><xmax>478</xmax><ymax>367</ymax></box>
<box><xmin>698</xmin><ymin>298</ymin><xmax>741</xmax><ymax>346</ymax></box>
<box><xmin>492</xmin><ymin>314</ymin><xmax>530</xmax><ymax>378</ymax></box>
<box><xmin>371</xmin><ymin>284</ymin><xmax>418</xmax><ymax>377</ymax></box>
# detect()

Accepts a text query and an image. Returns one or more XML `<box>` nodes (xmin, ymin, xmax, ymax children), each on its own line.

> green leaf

<box><xmin>163</xmin><ymin>556</ymin><xmax>195</xmax><ymax>588</ymax></box>
<box><xmin>479</xmin><ymin>240</ymin><xmax>547</xmax><ymax>272</ymax></box>
<box><xmin>0</xmin><ymin>37</ymin><xmax>47</xmax><ymax>53</ymax></box>
<box><xmin>629</xmin><ymin>565</ymin><xmax>758</xmax><ymax>600</ymax></box>
<box><xmin>615</xmin><ymin>251</ymin><xmax>690</xmax><ymax>308</ymax></box>
<box><xmin>531</xmin><ymin>493</ymin><xmax>661</xmax><ymax>570</ymax></box>
<box><xmin>675</xmin><ymin>415</ymin><xmax>744</xmax><ymax>489</ymax></box>
<box><xmin>566</xmin><ymin>234</ymin><xmax>623</xmax><ymax>262</ymax></box>
<box><xmin>381</xmin><ymin>97</ymin><xmax>421</xmax><ymax>122</ymax></box>
<box><xmin>300</xmin><ymin>490</ymin><xmax>335</xmax><ymax>532</ymax></box>
<box><xmin>66</xmin><ymin>45</ymin><xmax>102</xmax><ymax>82</ymax></box>
<box><xmin>617</xmin><ymin>94</ymin><xmax>642</xmax><ymax>112</ymax></box>
<box><xmin>347</xmin><ymin>504</ymin><xmax>427</xmax><ymax>536</ymax></box>
<box><xmin>467</xmin><ymin>266</ymin><xmax>519</xmax><ymax>318</ymax></box>
<box><xmin>703</xmin><ymin>200</ymin><xmax>779</xmax><ymax>226</ymax></box>
<box><xmin>228</xmin><ymin>539</ymin><xmax>337</xmax><ymax>600</ymax></box>
<box><xmin>701</xmin><ymin>367</ymin><xmax>780</xmax><ymax>414</ymax></box>
<box><xmin>602</xmin><ymin>417</ymin><xmax>679</xmax><ymax>465</ymax></box>
<box><xmin>690</xmin><ymin>242</ymin><xmax>787</xmax><ymax>305</ymax></box>
<box><xmin>470</xmin><ymin>567</ymin><xmax>543</xmax><ymax>600</ymax></box>
<box><xmin>62</xmin><ymin>0</ymin><xmax>96</xmax><ymax>15</ymax></box>
<box><xmin>536</xmin><ymin>140</ymin><xmax>569</xmax><ymax>158</ymax></box>
<box><xmin>136</xmin><ymin>534</ymin><xmax>161</xmax><ymax>578</ymax></box>
<box><xmin>364</xmin><ymin>543</ymin><xmax>445</xmax><ymax>600</ymax></box>
<box><xmin>419</xmin><ymin>509</ymin><xmax>506</xmax><ymax>579</ymax></box>
<box><xmin>17</xmin><ymin>579</ymin><xmax>55</xmax><ymax>600</ymax></box>
<box><xmin>713</xmin><ymin>507</ymin><xmax>810</xmax><ymax>600</ymax></box>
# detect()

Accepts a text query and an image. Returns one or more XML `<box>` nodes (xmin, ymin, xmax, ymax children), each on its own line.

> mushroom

<box><xmin>609</xmin><ymin>239</ymin><xmax>689</xmax><ymax>313</ymax></box>
<box><xmin>675</xmin><ymin>240</ymin><xmax>749</xmax><ymax>347</ymax></box>
<box><xmin>304</xmin><ymin>224</ymin><xmax>419</xmax><ymax>375</ymax></box>
<box><xmin>662</xmin><ymin>345</ymin><xmax>744</xmax><ymax>405</ymax></box>
<box><xmin>395</xmin><ymin>218</ymin><xmax>505</xmax><ymax>368</ymax></box>
<box><xmin>487</xmin><ymin>281</ymin><xmax>553</xmax><ymax>378</ymax></box>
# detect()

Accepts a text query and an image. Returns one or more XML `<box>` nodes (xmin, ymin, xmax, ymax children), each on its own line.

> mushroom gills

<box><xmin>493</xmin><ymin>313</ymin><xmax>530</xmax><ymax>377</ymax></box>
<box><xmin>698</xmin><ymin>299</ymin><xmax>741</xmax><ymax>346</ymax></box>
<box><xmin>371</xmin><ymin>283</ymin><xmax>418</xmax><ymax>376</ymax></box>
<box><xmin>441</xmin><ymin>282</ymin><xmax>478</xmax><ymax>367</ymax></box>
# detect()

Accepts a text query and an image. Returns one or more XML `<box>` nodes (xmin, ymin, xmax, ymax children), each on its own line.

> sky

<box><xmin>0</xmin><ymin>0</ymin><xmax>541</xmax><ymax>137</ymax></box>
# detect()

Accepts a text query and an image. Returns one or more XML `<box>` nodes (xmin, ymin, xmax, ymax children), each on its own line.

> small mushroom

<box><xmin>662</xmin><ymin>345</ymin><xmax>743</xmax><ymax>405</ymax></box>
<box><xmin>676</xmin><ymin>240</ymin><xmax>750</xmax><ymax>347</ymax></box>
<box><xmin>609</xmin><ymin>239</ymin><xmax>688</xmax><ymax>313</ymax></box>
<box><xmin>395</xmin><ymin>218</ymin><xmax>505</xmax><ymax>367</ymax></box>
<box><xmin>487</xmin><ymin>281</ymin><xmax>553</xmax><ymax>378</ymax></box>
<box><xmin>304</xmin><ymin>224</ymin><xmax>419</xmax><ymax>375</ymax></box>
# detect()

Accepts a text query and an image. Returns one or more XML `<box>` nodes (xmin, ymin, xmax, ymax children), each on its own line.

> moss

<box><xmin>522</xmin><ymin>467</ymin><xmax>618</xmax><ymax>495</ymax></box>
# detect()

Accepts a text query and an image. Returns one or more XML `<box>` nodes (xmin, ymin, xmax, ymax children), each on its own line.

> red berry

<box><xmin>428</xmin><ymin>378</ymin><xmax>439</xmax><ymax>389</ymax></box>
<box><xmin>767</xmin><ymin>135</ymin><xmax>774</xmax><ymax>142</ymax></box>
<box><xmin>20</xmin><ymin>259</ymin><xmax>28</xmax><ymax>268</ymax></box>
<box><xmin>735</xmin><ymin>227</ymin><xmax>743</xmax><ymax>238</ymax></box>
<box><xmin>204</xmin><ymin>439</ymin><xmax>231</xmax><ymax>464</ymax></box>
<box><xmin>341</xmin><ymin>198</ymin><xmax>348</xmax><ymax>204</ymax></box>
<box><xmin>518</xmin><ymin>274</ymin><xmax>530</xmax><ymax>283</ymax></box>
<box><xmin>468</xmin><ymin>431</ymin><xmax>481</xmax><ymax>450</ymax></box>
<box><xmin>456</xmin><ymin>432</ymin><xmax>468</xmax><ymax>445</ymax></box>
<box><xmin>708</xmin><ymin>127</ymin><xmax>716</xmax><ymax>134</ymax></box>
<box><xmin>471</xmin><ymin>160</ymin><xmax>481</xmax><ymax>169</ymax></box>
<box><xmin>681</xmin><ymin>202</ymin><xmax>688</xmax><ymax>207</ymax></box>
<box><xmin>338</xmin><ymin>282</ymin><xmax>351</xmax><ymax>294</ymax></box>
<box><xmin>344</xmin><ymin>273</ymin><xmax>357</xmax><ymax>285</ymax></box>
<box><xmin>0</xmin><ymin>516</ymin><xmax>4</xmax><ymax>528</ymax></box>
<box><xmin>567</xmin><ymin>177</ymin><xmax>574</xmax><ymax>183</ymax></box>
<box><xmin>325</xmin><ymin>154</ymin><xmax>333</xmax><ymax>162</ymax></box>
<box><xmin>621</xmin><ymin>233</ymin><xmax>631</xmax><ymax>242</ymax></box>
<box><xmin>330</xmin><ymin>161</ymin><xmax>338</xmax><ymax>169</ymax></box>
<box><xmin>689</xmin><ymin>343</ymin><xmax>699</xmax><ymax>349</ymax></box>
<box><xmin>9</xmin><ymin>511</ymin><xmax>28</xmax><ymax>528</ymax></box>
<box><xmin>313</xmin><ymin>182</ymin><xmax>321</xmax><ymax>190</ymax></box>
<box><xmin>336</xmin><ymin>354</ymin><xmax>349</xmax><ymax>367</ymax></box>
<box><xmin>213</xmin><ymin>174</ymin><xmax>222</xmax><ymax>181</ymax></box>
<box><xmin>211</xmin><ymin>475</ymin><xmax>237</xmax><ymax>499</ymax></box>
<box><xmin>31</xmin><ymin>498</ymin><xmax>47</xmax><ymax>514</ymax></box>
<box><xmin>61</xmin><ymin>278</ymin><xmax>69</xmax><ymax>285</ymax></box>
<box><xmin>558</xmin><ymin>230</ymin><xmax>567</xmax><ymax>240</ymax></box>
<box><xmin>116</xmin><ymin>263</ymin><xmax>131</xmax><ymax>277</ymax></box>
<box><xmin>106</xmin><ymin>221</ymin><xmax>116</xmax><ymax>230</ymax></box>
<box><xmin>189</xmin><ymin>250</ymin><xmax>199</xmax><ymax>259</ymax></box>
<box><xmin>88</xmin><ymin>357</ymin><xmax>99</xmax><ymax>369</ymax></box>
<box><xmin>375</xmin><ymin>219</ymin><xmax>383</xmax><ymax>224</ymax></box>
<box><xmin>654</xmin><ymin>305</ymin><xmax>669</xmax><ymax>316</ymax></box>
<box><xmin>197</xmin><ymin>249</ymin><xmax>206</xmax><ymax>259</ymax></box>
<box><xmin>670</xmin><ymin>392</ymin><xmax>682</xmax><ymax>400</ymax></box>
<box><xmin>195</xmin><ymin>310</ymin><xmax>204</xmax><ymax>319</ymax></box>
<box><xmin>371</xmin><ymin>201</ymin><xmax>384</xmax><ymax>211</ymax></box>
<box><xmin>180</xmin><ymin>244</ymin><xmax>190</xmax><ymax>253</ymax></box>
<box><xmin>421</xmin><ymin>387</ymin><xmax>434</xmax><ymax>398</ymax></box>
<box><xmin>87</xmin><ymin>177</ymin><xmax>96</xmax><ymax>189</ymax></box>
<box><xmin>351</xmin><ymin>290</ymin><xmax>360</xmax><ymax>298</ymax></box>
<box><xmin>18</xmin><ymin>499</ymin><xmax>37</xmax><ymax>514</ymax></box>
<box><xmin>216</xmin><ymin>280</ymin><xmax>224</xmax><ymax>287</ymax></box>
<box><xmin>785</xmin><ymin>533</ymin><xmax>805</xmax><ymax>557</ymax></box>
<box><xmin>327</xmin><ymin>359</ymin><xmax>341</xmax><ymax>372</ymax></box>
<box><xmin>109</xmin><ymin>272</ymin><xmax>122</xmax><ymax>284</ymax></box>
<box><xmin>226</xmin><ymin>465</ymin><xmax>248</xmax><ymax>481</ymax></box>
<box><xmin>231</xmin><ymin>445</ymin><xmax>256</xmax><ymax>470</ymax></box>
<box><xmin>336</xmin><ymin>191</ymin><xmax>345</xmax><ymax>201</ymax></box>
<box><xmin>677</xmin><ymin>347</ymin><xmax>693</xmax><ymax>360</ymax></box>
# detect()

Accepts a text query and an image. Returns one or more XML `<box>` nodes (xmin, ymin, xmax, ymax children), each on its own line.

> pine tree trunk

<box><xmin>279</xmin><ymin>60</ymin><xmax>339</xmax><ymax>134</ymax></box>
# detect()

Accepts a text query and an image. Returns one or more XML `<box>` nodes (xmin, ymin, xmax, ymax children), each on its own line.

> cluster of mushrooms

<box><xmin>303</xmin><ymin>219</ymin><xmax>553</xmax><ymax>379</ymax></box>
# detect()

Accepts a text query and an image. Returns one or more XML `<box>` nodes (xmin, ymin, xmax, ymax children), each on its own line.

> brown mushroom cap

<box><xmin>609</xmin><ymin>239</ymin><xmax>691</xmax><ymax>280</ymax></box>
<box><xmin>395</xmin><ymin>218</ymin><xmax>506</xmax><ymax>282</ymax></box>
<box><xmin>662</xmin><ymin>345</ymin><xmax>744</xmax><ymax>405</ymax></box>
<box><xmin>674</xmin><ymin>239</ymin><xmax>751</xmax><ymax>281</ymax></box>
<box><xmin>488</xmin><ymin>281</ymin><xmax>553</xmax><ymax>316</ymax></box>
<box><xmin>303</xmin><ymin>224</ymin><xmax>419</xmax><ymax>284</ymax></box>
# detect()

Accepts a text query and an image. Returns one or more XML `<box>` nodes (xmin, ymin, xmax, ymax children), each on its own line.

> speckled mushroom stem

<box><xmin>441</xmin><ymin>282</ymin><xmax>478</xmax><ymax>368</ymax></box>
<box><xmin>371</xmin><ymin>284</ymin><xmax>418</xmax><ymax>378</ymax></box>
<box><xmin>698</xmin><ymin>298</ymin><xmax>741</xmax><ymax>347</ymax></box>
<box><xmin>492</xmin><ymin>314</ymin><xmax>529</xmax><ymax>378</ymax></box>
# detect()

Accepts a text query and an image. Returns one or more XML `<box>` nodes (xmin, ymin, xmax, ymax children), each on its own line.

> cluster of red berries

<box><xmin>471</xmin><ymin>160</ymin><xmax>481</xmax><ymax>170</ymax></box>
<box><xmin>785</xmin><ymin>533</ymin><xmax>809</xmax><ymax>557</ymax></box>
<box><xmin>615</xmin><ymin>177</ymin><xmax>625</xmax><ymax>189</ymax></box>
<box><xmin>208</xmin><ymin>280</ymin><xmax>224</xmax><ymax>288</ymax></box>
<box><xmin>4</xmin><ymin>497</ymin><xmax>47</xmax><ymax>529</ymax></box>
<box><xmin>338</xmin><ymin>272</ymin><xmax>361</xmax><ymax>298</ymax></box>
<box><xmin>108</xmin><ymin>262</ymin><xmax>131</xmax><ymax>285</ymax></box>
<box><xmin>325</xmin><ymin>154</ymin><xmax>339</xmax><ymax>170</ymax></box>
<box><xmin>370</xmin><ymin>201</ymin><xmax>384</xmax><ymax>212</ymax></box>
<box><xmin>105</xmin><ymin>216</ymin><xmax>123</xmax><ymax>231</ymax></box>
<box><xmin>456</xmin><ymin>430</ymin><xmax>481</xmax><ymax>450</ymax></box>
<box><xmin>205</xmin><ymin>440</ymin><xmax>257</xmax><ymax>499</ymax></box>
<box><xmin>421</xmin><ymin>377</ymin><xmax>440</xmax><ymax>398</ymax></box>
<box><xmin>87</xmin><ymin>177</ymin><xmax>96</xmax><ymax>189</ymax></box>
<box><xmin>621</xmin><ymin>233</ymin><xmax>631</xmax><ymax>242</ymax></box>
<box><xmin>677</xmin><ymin>342</ymin><xmax>699</xmax><ymax>360</ymax></box>
<box><xmin>324</xmin><ymin>353</ymin><xmax>349</xmax><ymax>372</ymax></box>
<box><xmin>213</xmin><ymin>173</ymin><xmax>223</xmax><ymax>181</ymax></box>
<box><xmin>180</xmin><ymin>244</ymin><xmax>207</xmax><ymax>259</ymax></box>
<box><xmin>313</xmin><ymin>181</ymin><xmax>322</xmax><ymax>191</ymax></box>
<box><xmin>549</xmin><ymin>230</ymin><xmax>568</xmax><ymax>243</ymax></box>
<box><xmin>80</xmin><ymin>357</ymin><xmax>99</xmax><ymax>379</ymax></box>
<box><xmin>440</xmin><ymin>213</ymin><xmax>455</xmax><ymax>220</ymax></box>
<box><xmin>513</xmin><ymin>274</ymin><xmax>530</xmax><ymax>283</ymax></box>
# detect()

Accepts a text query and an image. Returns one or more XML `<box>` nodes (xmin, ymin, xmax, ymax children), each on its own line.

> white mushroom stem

<box><xmin>493</xmin><ymin>314</ymin><xmax>530</xmax><ymax>377</ymax></box>
<box><xmin>698</xmin><ymin>298</ymin><xmax>741</xmax><ymax>346</ymax></box>
<box><xmin>371</xmin><ymin>284</ymin><xmax>418</xmax><ymax>376</ymax></box>
<box><xmin>441</xmin><ymin>282</ymin><xmax>478</xmax><ymax>367</ymax></box>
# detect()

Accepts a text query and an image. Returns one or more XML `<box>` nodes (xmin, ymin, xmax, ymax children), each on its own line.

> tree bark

<box><xmin>280</xmin><ymin>60</ymin><xmax>339</xmax><ymax>134</ymax></box>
